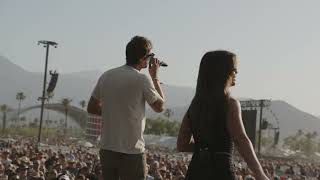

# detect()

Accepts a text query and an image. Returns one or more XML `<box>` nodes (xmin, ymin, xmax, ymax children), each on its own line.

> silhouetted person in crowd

<box><xmin>177</xmin><ymin>50</ymin><xmax>269</xmax><ymax>180</ymax></box>
<box><xmin>88</xmin><ymin>35</ymin><xmax>165</xmax><ymax>180</ymax></box>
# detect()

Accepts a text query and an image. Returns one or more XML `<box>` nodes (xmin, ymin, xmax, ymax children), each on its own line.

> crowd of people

<box><xmin>0</xmin><ymin>137</ymin><xmax>320</xmax><ymax>180</ymax></box>
<box><xmin>146</xmin><ymin>146</ymin><xmax>320</xmax><ymax>180</ymax></box>
<box><xmin>0</xmin><ymin>137</ymin><xmax>101</xmax><ymax>180</ymax></box>
<box><xmin>258</xmin><ymin>158</ymin><xmax>320</xmax><ymax>180</ymax></box>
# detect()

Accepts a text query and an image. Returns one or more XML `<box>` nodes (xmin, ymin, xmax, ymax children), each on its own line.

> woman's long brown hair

<box><xmin>189</xmin><ymin>50</ymin><xmax>236</xmax><ymax>145</ymax></box>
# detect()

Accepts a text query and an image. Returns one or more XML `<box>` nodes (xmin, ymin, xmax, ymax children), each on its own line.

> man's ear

<box><xmin>137</xmin><ymin>58</ymin><xmax>145</xmax><ymax>66</ymax></box>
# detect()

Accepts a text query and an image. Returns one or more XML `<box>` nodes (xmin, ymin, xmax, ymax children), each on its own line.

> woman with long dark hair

<box><xmin>177</xmin><ymin>51</ymin><xmax>269</xmax><ymax>180</ymax></box>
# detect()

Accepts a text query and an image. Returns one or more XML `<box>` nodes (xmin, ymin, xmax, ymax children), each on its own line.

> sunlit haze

<box><xmin>0</xmin><ymin>0</ymin><xmax>319</xmax><ymax>116</ymax></box>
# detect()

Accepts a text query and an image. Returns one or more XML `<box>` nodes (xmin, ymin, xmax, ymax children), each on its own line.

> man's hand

<box><xmin>87</xmin><ymin>96</ymin><xmax>102</xmax><ymax>116</ymax></box>
<box><xmin>148</xmin><ymin>58</ymin><xmax>160</xmax><ymax>79</ymax></box>
<box><xmin>147</xmin><ymin>57</ymin><xmax>165</xmax><ymax>113</ymax></box>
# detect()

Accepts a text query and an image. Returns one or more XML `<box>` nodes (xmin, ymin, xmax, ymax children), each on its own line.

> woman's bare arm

<box><xmin>177</xmin><ymin>112</ymin><xmax>194</xmax><ymax>152</ymax></box>
<box><xmin>227</xmin><ymin>97</ymin><xmax>269</xmax><ymax>180</ymax></box>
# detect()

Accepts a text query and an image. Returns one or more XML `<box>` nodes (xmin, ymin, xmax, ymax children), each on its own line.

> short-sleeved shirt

<box><xmin>91</xmin><ymin>65</ymin><xmax>162</xmax><ymax>154</ymax></box>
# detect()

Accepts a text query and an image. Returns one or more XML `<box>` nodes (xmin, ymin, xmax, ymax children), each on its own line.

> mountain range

<box><xmin>1</xmin><ymin>55</ymin><xmax>320</xmax><ymax>140</ymax></box>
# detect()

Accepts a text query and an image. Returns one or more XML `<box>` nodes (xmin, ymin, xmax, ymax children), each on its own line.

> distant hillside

<box><xmin>65</xmin><ymin>70</ymin><xmax>103</xmax><ymax>80</ymax></box>
<box><xmin>0</xmin><ymin>56</ymin><xmax>195</xmax><ymax>109</ymax></box>
<box><xmin>264</xmin><ymin>100</ymin><xmax>320</xmax><ymax>140</ymax></box>
<box><xmin>147</xmin><ymin>100</ymin><xmax>320</xmax><ymax>140</ymax></box>
<box><xmin>1</xmin><ymin>56</ymin><xmax>320</xmax><ymax>141</ymax></box>
<box><xmin>0</xmin><ymin>56</ymin><xmax>29</xmax><ymax>74</ymax></box>
<box><xmin>0</xmin><ymin>56</ymin><xmax>91</xmax><ymax>108</ymax></box>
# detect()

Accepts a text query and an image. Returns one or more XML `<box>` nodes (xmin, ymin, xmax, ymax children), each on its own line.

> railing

<box><xmin>85</xmin><ymin>114</ymin><xmax>102</xmax><ymax>140</ymax></box>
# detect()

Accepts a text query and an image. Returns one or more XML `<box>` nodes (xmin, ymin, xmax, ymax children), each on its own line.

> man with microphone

<box><xmin>87</xmin><ymin>35</ymin><xmax>165</xmax><ymax>180</ymax></box>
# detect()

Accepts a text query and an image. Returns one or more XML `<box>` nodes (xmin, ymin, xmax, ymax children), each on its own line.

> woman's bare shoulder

<box><xmin>228</xmin><ymin>96</ymin><xmax>240</xmax><ymax>109</ymax></box>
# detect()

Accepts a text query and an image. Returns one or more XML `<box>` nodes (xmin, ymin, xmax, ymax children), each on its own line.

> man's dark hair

<box><xmin>126</xmin><ymin>36</ymin><xmax>152</xmax><ymax>65</ymax></box>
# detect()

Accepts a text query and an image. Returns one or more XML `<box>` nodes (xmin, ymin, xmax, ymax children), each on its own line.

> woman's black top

<box><xmin>185</xmin><ymin>100</ymin><xmax>236</xmax><ymax>180</ymax></box>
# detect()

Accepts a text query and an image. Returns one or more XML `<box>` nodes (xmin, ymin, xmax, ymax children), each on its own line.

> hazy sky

<box><xmin>0</xmin><ymin>0</ymin><xmax>319</xmax><ymax>116</ymax></box>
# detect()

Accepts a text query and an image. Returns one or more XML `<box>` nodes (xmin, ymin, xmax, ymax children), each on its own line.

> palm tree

<box><xmin>78</xmin><ymin>100</ymin><xmax>87</xmax><ymax>128</ymax></box>
<box><xmin>312</xmin><ymin>131</ymin><xmax>318</xmax><ymax>138</ymax></box>
<box><xmin>297</xmin><ymin>129</ymin><xmax>304</xmax><ymax>137</ymax></box>
<box><xmin>16</xmin><ymin>92</ymin><xmax>26</xmax><ymax>122</ymax></box>
<box><xmin>163</xmin><ymin>108</ymin><xmax>174</xmax><ymax>120</ymax></box>
<box><xmin>61</xmin><ymin>98</ymin><xmax>72</xmax><ymax>136</ymax></box>
<box><xmin>79</xmin><ymin>100</ymin><xmax>86</xmax><ymax>110</ymax></box>
<box><xmin>305</xmin><ymin>131</ymin><xmax>318</xmax><ymax>156</ymax></box>
<box><xmin>0</xmin><ymin>104</ymin><xmax>9</xmax><ymax>134</ymax></box>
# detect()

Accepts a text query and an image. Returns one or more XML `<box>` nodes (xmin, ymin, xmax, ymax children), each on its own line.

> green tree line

<box><xmin>283</xmin><ymin>129</ymin><xmax>319</xmax><ymax>156</ymax></box>
<box><xmin>145</xmin><ymin>118</ymin><xmax>180</xmax><ymax>136</ymax></box>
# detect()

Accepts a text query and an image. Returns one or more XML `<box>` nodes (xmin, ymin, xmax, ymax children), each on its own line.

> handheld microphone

<box><xmin>149</xmin><ymin>53</ymin><xmax>168</xmax><ymax>67</ymax></box>
<box><xmin>159</xmin><ymin>61</ymin><xmax>168</xmax><ymax>67</ymax></box>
